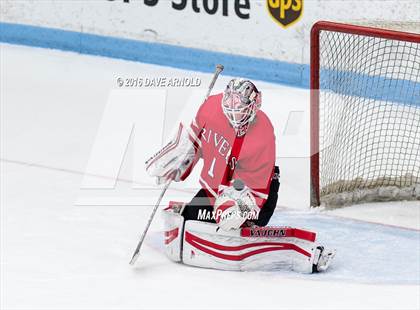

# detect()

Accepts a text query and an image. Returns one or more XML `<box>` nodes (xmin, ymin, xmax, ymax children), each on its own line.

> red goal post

<box><xmin>310</xmin><ymin>21</ymin><xmax>420</xmax><ymax>207</ymax></box>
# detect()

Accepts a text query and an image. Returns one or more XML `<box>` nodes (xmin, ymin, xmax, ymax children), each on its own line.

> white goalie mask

<box><xmin>222</xmin><ymin>79</ymin><xmax>261</xmax><ymax>136</ymax></box>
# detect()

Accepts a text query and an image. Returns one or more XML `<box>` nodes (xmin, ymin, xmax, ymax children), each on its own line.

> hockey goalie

<box><xmin>146</xmin><ymin>79</ymin><xmax>335</xmax><ymax>273</ymax></box>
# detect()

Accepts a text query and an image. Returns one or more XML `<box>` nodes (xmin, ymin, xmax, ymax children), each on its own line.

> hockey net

<box><xmin>310</xmin><ymin>21</ymin><xmax>420</xmax><ymax>207</ymax></box>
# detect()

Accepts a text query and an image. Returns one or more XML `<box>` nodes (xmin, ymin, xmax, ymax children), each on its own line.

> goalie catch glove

<box><xmin>145</xmin><ymin>123</ymin><xmax>197</xmax><ymax>185</ymax></box>
<box><xmin>214</xmin><ymin>179</ymin><xmax>260</xmax><ymax>231</ymax></box>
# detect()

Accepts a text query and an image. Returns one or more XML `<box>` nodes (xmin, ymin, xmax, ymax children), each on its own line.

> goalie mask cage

<box><xmin>310</xmin><ymin>21</ymin><xmax>420</xmax><ymax>207</ymax></box>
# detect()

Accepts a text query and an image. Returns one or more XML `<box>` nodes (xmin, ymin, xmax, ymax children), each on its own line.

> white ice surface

<box><xmin>324</xmin><ymin>201</ymin><xmax>420</xmax><ymax>230</ymax></box>
<box><xmin>1</xmin><ymin>44</ymin><xmax>419</xmax><ymax>310</ymax></box>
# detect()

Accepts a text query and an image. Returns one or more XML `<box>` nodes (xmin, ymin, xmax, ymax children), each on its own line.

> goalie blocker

<box><xmin>163</xmin><ymin>202</ymin><xmax>336</xmax><ymax>273</ymax></box>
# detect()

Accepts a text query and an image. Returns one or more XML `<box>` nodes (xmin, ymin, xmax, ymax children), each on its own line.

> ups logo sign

<box><xmin>267</xmin><ymin>0</ymin><xmax>303</xmax><ymax>28</ymax></box>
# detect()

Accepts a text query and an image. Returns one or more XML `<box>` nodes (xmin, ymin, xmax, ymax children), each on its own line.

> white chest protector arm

<box><xmin>145</xmin><ymin>123</ymin><xmax>198</xmax><ymax>184</ymax></box>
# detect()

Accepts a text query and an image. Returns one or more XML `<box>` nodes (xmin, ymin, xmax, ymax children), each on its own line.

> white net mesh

<box><xmin>317</xmin><ymin>29</ymin><xmax>420</xmax><ymax>207</ymax></box>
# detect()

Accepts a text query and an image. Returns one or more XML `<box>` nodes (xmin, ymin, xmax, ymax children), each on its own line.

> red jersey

<box><xmin>187</xmin><ymin>93</ymin><xmax>276</xmax><ymax>209</ymax></box>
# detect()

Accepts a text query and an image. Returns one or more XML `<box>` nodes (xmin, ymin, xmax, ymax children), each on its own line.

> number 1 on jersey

<box><xmin>208</xmin><ymin>157</ymin><xmax>216</xmax><ymax>178</ymax></box>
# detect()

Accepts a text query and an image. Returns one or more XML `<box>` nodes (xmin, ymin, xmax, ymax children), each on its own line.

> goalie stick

<box><xmin>129</xmin><ymin>64</ymin><xmax>225</xmax><ymax>265</ymax></box>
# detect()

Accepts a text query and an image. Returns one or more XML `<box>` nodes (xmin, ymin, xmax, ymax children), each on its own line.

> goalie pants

<box><xmin>181</xmin><ymin>166</ymin><xmax>280</xmax><ymax>226</ymax></box>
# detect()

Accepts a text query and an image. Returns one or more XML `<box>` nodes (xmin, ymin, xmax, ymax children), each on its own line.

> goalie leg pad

<box><xmin>162</xmin><ymin>202</ymin><xmax>186</xmax><ymax>262</ymax></box>
<box><xmin>182</xmin><ymin>221</ymin><xmax>322</xmax><ymax>273</ymax></box>
<box><xmin>162</xmin><ymin>206</ymin><xmax>336</xmax><ymax>272</ymax></box>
